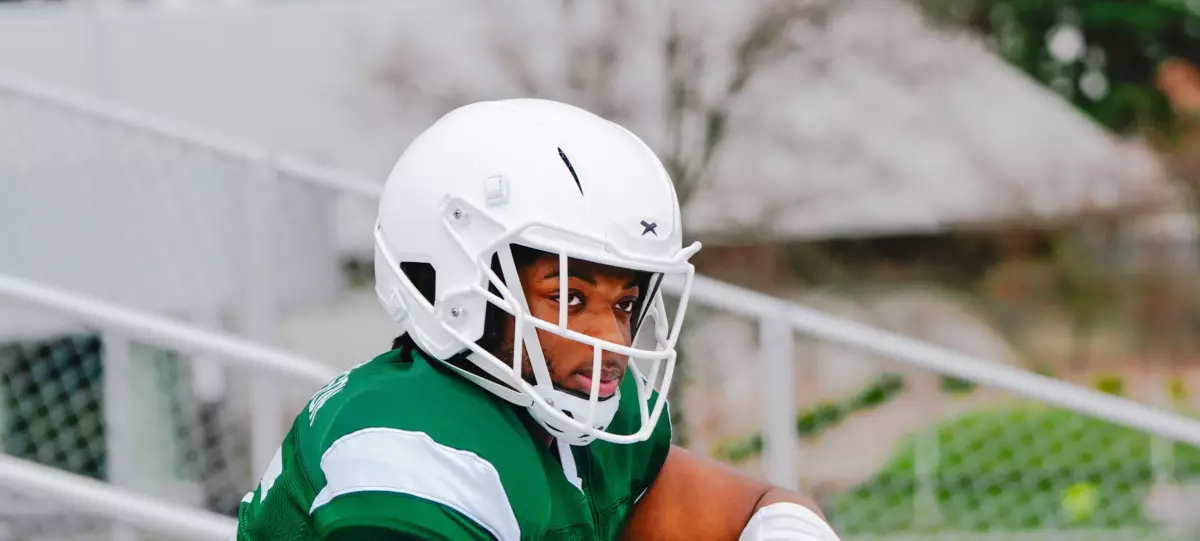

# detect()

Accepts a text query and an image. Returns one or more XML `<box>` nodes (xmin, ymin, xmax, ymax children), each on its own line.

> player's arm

<box><xmin>621</xmin><ymin>445</ymin><xmax>840</xmax><ymax>541</ymax></box>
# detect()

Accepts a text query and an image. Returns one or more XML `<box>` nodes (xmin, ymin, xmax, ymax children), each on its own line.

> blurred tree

<box><xmin>1158</xmin><ymin>58</ymin><xmax>1200</xmax><ymax>230</ymax></box>
<box><xmin>917</xmin><ymin>0</ymin><xmax>1200</xmax><ymax>242</ymax></box>
<box><xmin>917</xmin><ymin>0</ymin><xmax>1200</xmax><ymax>369</ymax></box>
<box><xmin>916</xmin><ymin>0</ymin><xmax>1200</xmax><ymax>136</ymax></box>
<box><xmin>375</xmin><ymin>0</ymin><xmax>834</xmax><ymax>207</ymax></box>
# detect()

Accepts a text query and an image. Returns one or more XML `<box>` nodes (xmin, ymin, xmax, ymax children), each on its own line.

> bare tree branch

<box><xmin>372</xmin><ymin>0</ymin><xmax>834</xmax><ymax>209</ymax></box>
<box><xmin>665</xmin><ymin>0</ymin><xmax>835</xmax><ymax>203</ymax></box>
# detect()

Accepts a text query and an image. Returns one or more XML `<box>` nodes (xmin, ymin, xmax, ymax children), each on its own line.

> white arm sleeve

<box><xmin>737</xmin><ymin>502</ymin><xmax>841</xmax><ymax>541</ymax></box>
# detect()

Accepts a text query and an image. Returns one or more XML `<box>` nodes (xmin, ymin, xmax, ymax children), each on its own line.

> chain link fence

<box><xmin>0</xmin><ymin>334</ymin><xmax>255</xmax><ymax>516</ymax></box>
<box><xmin>0</xmin><ymin>75</ymin><xmax>344</xmax><ymax>537</ymax></box>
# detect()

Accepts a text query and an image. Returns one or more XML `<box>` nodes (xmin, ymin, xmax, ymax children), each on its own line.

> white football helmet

<box><xmin>373</xmin><ymin>99</ymin><xmax>700</xmax><ymax>445</ymax></box>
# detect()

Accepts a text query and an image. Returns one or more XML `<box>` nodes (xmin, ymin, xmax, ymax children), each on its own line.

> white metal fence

<box><xmin>0</xmin><ymin>273</ymin><xmax>340</xmax><ymax>540</ymax></box>
<box><xmin>0</xmin><ymin>453</ymin><xmax>236</xmax><ymax>541</ymax></box>
<box><xmin>3</xmin><ymin>70</ymin><xmax>1200</xmax><ymax>540</ymax></box>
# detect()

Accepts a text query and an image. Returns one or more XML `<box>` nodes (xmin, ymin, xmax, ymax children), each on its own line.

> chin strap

<box><xmin>444</xmin><ymin>356</ymin><xmax>534</xmax><ymax>407</ymax></box>
<box><xmin>447</xmin><ymin>352</ymin><xmax>622</xmax><ymax>446</ymax></box>
<box><xmin>531</xmin><ymin>385</ymin><xmax>622</xmax><ymax>444</ymax></box>
<box><xmin>738</xmin><ymin>503</ymin><xmax>841</xmax><ymax>541</ymax></box>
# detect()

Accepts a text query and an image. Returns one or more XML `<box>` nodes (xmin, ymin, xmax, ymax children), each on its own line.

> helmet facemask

<box><xmin>470</xmin><ymin>244</ymin><xmax>677</xmax><ymax>446</ymax></box>
<box><xmin>374</xmin><ymin>199</ymin><xmax>698</xmax><ymax>446</ymax></box>
<box><xmin>371</xmin><ymin>98</ymin><xmax>703</xmax><ymax>447</ymax></box>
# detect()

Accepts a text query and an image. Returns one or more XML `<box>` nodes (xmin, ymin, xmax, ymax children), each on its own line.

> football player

<box><xmin>235</xmin><ymin>99</ymin><xmax>840</xmax><ymax>541</ymax></box>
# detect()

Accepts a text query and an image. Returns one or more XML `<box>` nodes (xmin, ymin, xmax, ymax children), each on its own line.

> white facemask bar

<box><xmin>493</xmin><ymin>242</ymin><xmax>555</xmax><ymax>396</ymax></box>
<box><xmin>375</xmin><ymin>198</ymin><xmax>698</xmax><ymax>444</ymax></box>
<box><xmin>468</xmin><ymin>238</ymin><xmax>687</xmax><ymax>443</ymax></box>
<box><xmin>440</xmin><ymin>196</ymin><xmax>697</xmax><ymax>351</ymax></box>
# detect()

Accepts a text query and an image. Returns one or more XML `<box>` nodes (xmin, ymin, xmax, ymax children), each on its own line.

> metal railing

<box><xmin>0</xmin><ymin>453</ymin><xmax>237</xmax><ymax>541</ymax></box>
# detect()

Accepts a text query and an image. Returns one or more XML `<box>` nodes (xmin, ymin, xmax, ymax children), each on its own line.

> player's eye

<box><xmin>550</xmin><ymin>292</ymin><xmax>585</xmax><ymax>306</ymax></box>
<box><xmin>615</xmin><ymin>298</ymin><xmax>636</xmax><ymax>313</ymax></box>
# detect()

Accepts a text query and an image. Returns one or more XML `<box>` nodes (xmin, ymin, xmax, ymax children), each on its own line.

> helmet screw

<box><xmin>452</xmin><ymin>208</ymin><xmax>465</xmax><ymax>220</ymax></box>
<box><xmin>450</xmin><ymin>307</ymin><xmax>463</xmax><ymax>318</ymax></box>
<box><xmin>545</xmin><ymin>398</ymin><xmax>555</xmax><ymax>407</ymax></box>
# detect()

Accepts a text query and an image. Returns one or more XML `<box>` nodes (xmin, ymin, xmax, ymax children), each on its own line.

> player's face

<box><xmin>495</xmin><ymin>254</ymin><xmax>640</xmax><ymax>399</ymax></box>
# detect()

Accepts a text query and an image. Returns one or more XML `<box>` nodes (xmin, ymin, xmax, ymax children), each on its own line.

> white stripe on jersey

<box><xmin>310</xmin><ymin>427</ymin><xmax>520</xmax><ymax>541</ymax></box>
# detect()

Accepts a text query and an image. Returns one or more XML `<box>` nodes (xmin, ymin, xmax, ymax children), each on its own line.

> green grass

<box><xmin>824</xmin><ymin>406</ymin><xmax>1200</xmax><ymax>535</ymax></box>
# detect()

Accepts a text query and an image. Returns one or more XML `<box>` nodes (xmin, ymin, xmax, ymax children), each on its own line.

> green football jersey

<box><xmin>235</xmin><ymin>347</ymin><xmax>672</xmax><ymax>541</ymax></box>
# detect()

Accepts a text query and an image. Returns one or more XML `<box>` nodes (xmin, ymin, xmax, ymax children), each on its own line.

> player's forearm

<box><xmin>623</xmin><ymin>446</ymin><xmax>840</xmax><ymax>540</ymax></box>
<box><xmin>752</xmin><ymin>486</ymin><xmax>827</xmax><ymax>520</ymax></box>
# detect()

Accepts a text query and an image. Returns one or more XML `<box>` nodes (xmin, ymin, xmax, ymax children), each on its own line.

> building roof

<box><xmin>683</xmin><ymin>0</ymin><xmax>1172</xmax><ymax>243</ymax></box>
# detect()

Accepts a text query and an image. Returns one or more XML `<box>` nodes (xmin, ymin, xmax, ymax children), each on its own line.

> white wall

<box><xmin>0</xmin><ymin>0</ymin><xmax>440</xmax><ymax>179</ymax></box>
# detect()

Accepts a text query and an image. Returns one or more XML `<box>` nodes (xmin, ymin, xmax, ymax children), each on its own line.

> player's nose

<box><xmin>585</xmin><ymin>311</ymin><xmax>629</xmax><ymax>346</ymax></box>
<box><xmin>600</xmin><ymin>350</ymin><xmax>628</xmax><ymax>373</ymax></box>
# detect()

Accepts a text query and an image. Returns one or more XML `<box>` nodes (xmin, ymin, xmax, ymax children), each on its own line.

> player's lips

<box><xmin>573</xmin><ymin>370</ymin><xmax>622</xmax><ymax>398</ymax></box>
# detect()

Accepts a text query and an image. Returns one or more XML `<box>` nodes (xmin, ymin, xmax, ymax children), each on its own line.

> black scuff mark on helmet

<box><xmin>558</xmin><ymin>147</ymin><xmax>583</xmax><ymax>195</ymax></box>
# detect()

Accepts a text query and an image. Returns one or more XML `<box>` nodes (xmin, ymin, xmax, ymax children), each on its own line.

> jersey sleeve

<box><xmin>315</xmin><ymin>492</ymin><xmax>494</xmax><ymax>540</ymax></box>
<box><xmin>302</xmin><ymin>374</ymin><xmax>532</xmax><ymax>541</ymax></box>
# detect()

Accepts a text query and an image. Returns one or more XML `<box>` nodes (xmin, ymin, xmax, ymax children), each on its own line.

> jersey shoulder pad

<box><xmin>303</xmin><ymin>349</ymin><xmax>518</xmax><ymax>445</ymax></box>
<box><xmin>299</xmin><ymin>349</ymin><xmax>550</xmax><ymax>540</ymax></box>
